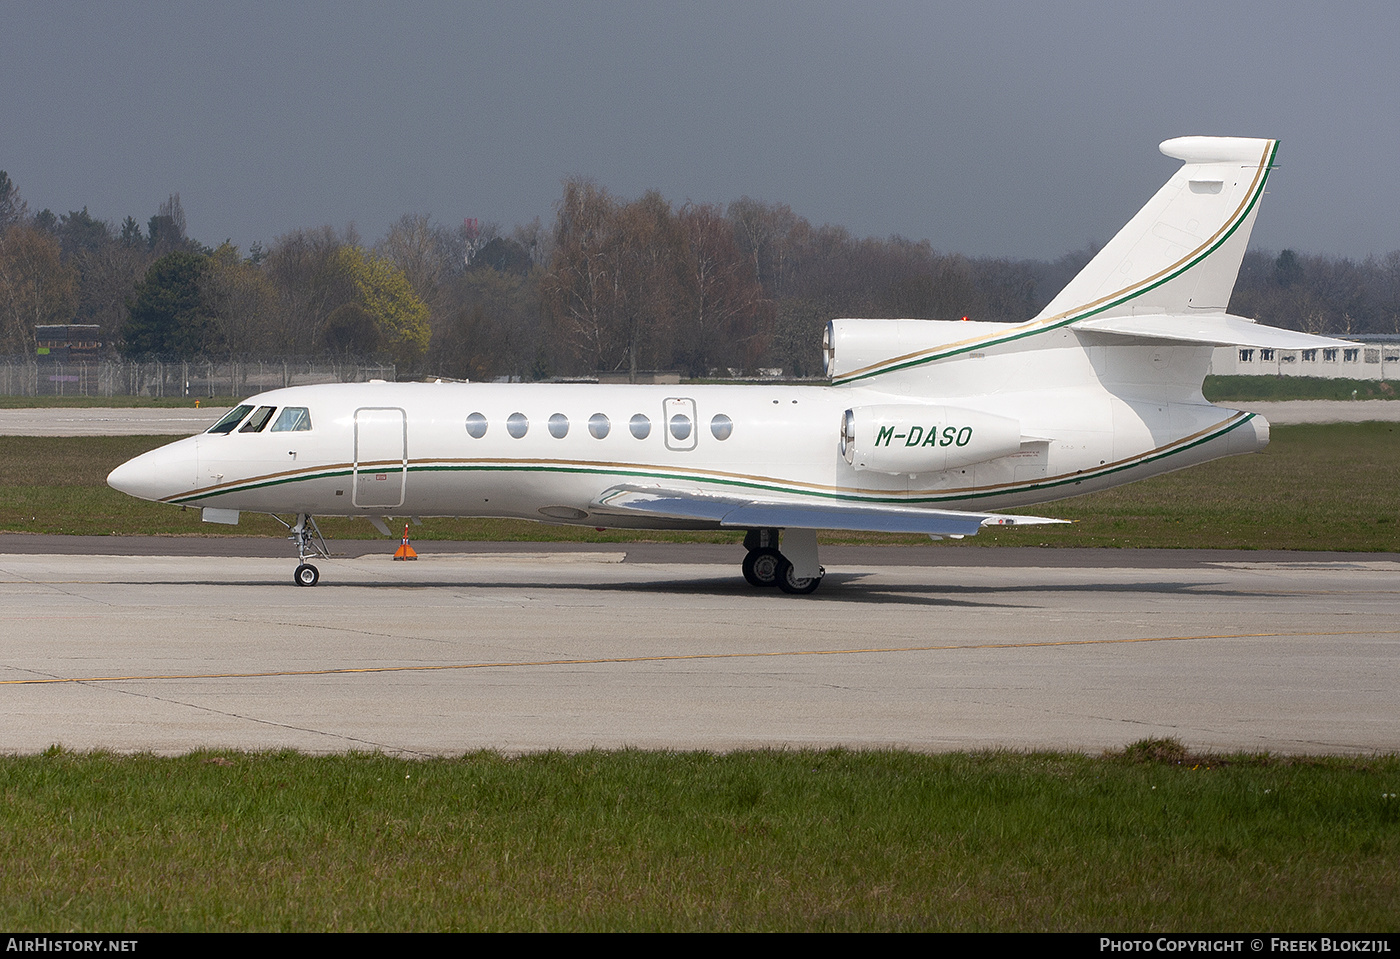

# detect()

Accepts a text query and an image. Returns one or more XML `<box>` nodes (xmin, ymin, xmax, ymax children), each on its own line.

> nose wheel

<box><xmin>275</xmin><ymin>513</ymin><xmax>330</xmax><ymax>587</ymax></box>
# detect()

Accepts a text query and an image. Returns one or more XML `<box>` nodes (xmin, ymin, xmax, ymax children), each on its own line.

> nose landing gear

<box><xmin>274</xmin><ymin>513</ymin><xmax>330</xmax><ymax>587</ymax></box>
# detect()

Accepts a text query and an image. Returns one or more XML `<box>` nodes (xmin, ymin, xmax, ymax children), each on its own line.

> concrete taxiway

<box><xmin>0</xmin><ymin>406</ymin><xmax>225</xmax><ymax>435</ymax></box>
<box><xmin>1</xmin><ymin>543</ymin><xmax>1395</xmax><ymax>756</ymax></box>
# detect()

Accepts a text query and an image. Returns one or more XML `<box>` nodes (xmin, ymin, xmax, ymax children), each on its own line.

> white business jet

<box><xmin>108</xmin><ymin>136</ymin><xmax>1348</xmax><ymax>593</ymax></box>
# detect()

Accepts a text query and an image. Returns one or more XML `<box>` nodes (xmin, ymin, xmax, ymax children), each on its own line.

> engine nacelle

<box><xmin>824</xmin><ymin>317</ymin><xmax>1014</xmax><ymax>380</ymax></box>
<box><xmin>840</xmin><ymin>405</ymin><xmax>1024</xmax><ymax>474</ymax></box>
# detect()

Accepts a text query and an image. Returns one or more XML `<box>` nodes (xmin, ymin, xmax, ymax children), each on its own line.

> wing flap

<box><xmin>592</xmin><ymin>486</ymin><xmax>1067</xmax><ymax>536</ymax></box>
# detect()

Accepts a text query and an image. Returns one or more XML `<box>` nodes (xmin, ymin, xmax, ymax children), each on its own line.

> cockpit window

<box><xmin>207</xmin><ymin>404</ymin><xmax>254</xmax><ymax>434</ymax></box>
<box><xmin>239</xmin><ymin>406</ymin><xmax>277</xmax><ymax>433</ymax></box>
<box><xmin>270</xmin><ymin>407</ymin><xmax>313</xmax><ymax>432</ymax></box>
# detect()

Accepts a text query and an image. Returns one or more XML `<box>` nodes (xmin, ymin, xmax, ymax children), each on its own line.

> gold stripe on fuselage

<box><xmin>168</xmin><ymin>412</ymin><xmax>1250</xmax><ymax>507</ymax></box>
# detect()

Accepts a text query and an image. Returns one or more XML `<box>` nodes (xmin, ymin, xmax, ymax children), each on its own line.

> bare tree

<box><xmin>674</xmin><ymin>201</ymin><xmax>767</xmax><ymax>375</ymax></box>
<box><xmin>262</xmin><ymin>226</ymin><xmax>357</xmax><ymax>354</ymax></box>
<box><xmin>0</xmin><ymin>225</ymin><xmax>78</xmax><ymax>353</ymax></box>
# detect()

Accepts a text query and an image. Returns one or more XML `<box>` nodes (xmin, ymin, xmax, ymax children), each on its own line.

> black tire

<box><xmin>294</xmin><ymin>563</ymin><xmax>320</xmax><ymax>587</ymax></box>
<box><xmin>742</xmin><ymin>547</ymin><xmax>782</xmax><ymax>587</ymax></box>
<box><xmin>775</xmin><ymin>557</ymin><xmax>823</xmax><ymax>595</ymax></box>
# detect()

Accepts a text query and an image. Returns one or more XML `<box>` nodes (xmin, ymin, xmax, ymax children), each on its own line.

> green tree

<box><xmin>433</xmin><ymin>266</ymin><xmax>540</xmax><ymax>380</ymax></box>
<box><xmin>1274</xmin><ymin>249</ymin><xmax>1303</xmax><ymax>288</ymax></box>
<box><xmin>321</xmin><ymin>302</ymin><xmax>384</xmax><ymax>356</ymax></box>
<box><xmin>0</xmin><ymin>171</ymin><xmax>27</xmax><ymax>233</ymax></box>
<box><xmin>335</xmin><ymin>246</ymin><xmax>430</xmax><ymax>367</ymax></box>
<box><xmin>471</xmin><ymin>236</ymin><xmax>534</xmax><ymax>276</ymax></box>
<box><xmin>119</xmin><ymin>217</ymin><xmax>143</xmax><ymax>248</ymax></box>
<box><xmin>121</xmin><ymin>251</ymin><xmax>218</xmax><ymax>357</ymax></box>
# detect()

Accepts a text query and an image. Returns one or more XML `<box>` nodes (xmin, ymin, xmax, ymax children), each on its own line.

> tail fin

<box><xmin>1034</xmin><ymin>136</ymin><xmax>1278</xmax><ymax>323</ymax></box>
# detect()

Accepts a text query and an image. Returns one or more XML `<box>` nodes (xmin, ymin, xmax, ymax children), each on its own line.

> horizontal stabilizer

<box><xmin>1072</xmin><ymin>313</ymin><xmax>1354</xmax><ymax>349</ymax></box>
<box><xmin>592</xmin><ymin>486</ymin><xmax>1067</xmax><ymax>536</ymax></box>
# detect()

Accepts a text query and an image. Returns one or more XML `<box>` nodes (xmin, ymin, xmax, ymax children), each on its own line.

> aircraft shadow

<box><xmin>70</xmin><ymin>572</ymin><xmax>1256</xmax><ymax>610</ymax></box>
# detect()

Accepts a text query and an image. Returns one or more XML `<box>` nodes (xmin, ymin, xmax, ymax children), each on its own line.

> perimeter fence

<box><xmin>0</xmin><ymin>357</ymin><xmax>397</xmax><ymax>398</ymax></box>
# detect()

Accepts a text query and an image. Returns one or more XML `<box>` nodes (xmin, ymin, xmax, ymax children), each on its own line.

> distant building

<box><xmin>1209</xmin><ymin>335</ymin><xmax>1400</xmax><ymax>380</ymax></box>
<box><xmin>35</xmin><ymin>324</ymin><xmax>102</xmax><ymax>360</ymax></box>
<box><xmin>596</xmin><ymin>371</ymin><xmax>682</xmax><ymax>385</ymax></box>
<box><xmin>34</xmin><ymin>324</ymin><xmax>103</xmax><ymax>395</ymax></box>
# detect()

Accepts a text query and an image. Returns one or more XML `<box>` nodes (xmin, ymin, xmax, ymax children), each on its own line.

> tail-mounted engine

<box><xmin>823</xmin><ymin>317</ymin><xmax>1014</xmax><ymax>383</ymax></box>
<box><xmin>840</xmin><ymin>405</ymin><xmax>1023</xmax><ymax>475</ymax></box>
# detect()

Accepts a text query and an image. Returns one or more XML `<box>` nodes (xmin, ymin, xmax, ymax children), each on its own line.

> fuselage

<box><xmin>107</xmin><ymin>369</ymin><xmax>1267</xmax><ymax>529</ymax></box>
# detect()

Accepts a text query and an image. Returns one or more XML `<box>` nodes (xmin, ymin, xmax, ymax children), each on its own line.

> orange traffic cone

<box><xmin>393</xmin><ymin>523</ymin><xmax>418</xmax><ymax>560</ymax></box>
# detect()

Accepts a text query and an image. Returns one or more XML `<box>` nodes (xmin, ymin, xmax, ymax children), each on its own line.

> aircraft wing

<box><xmin>591</xmin><ymin>485</ymin><xmax>1068</xmax><ymax>536</ymax></box>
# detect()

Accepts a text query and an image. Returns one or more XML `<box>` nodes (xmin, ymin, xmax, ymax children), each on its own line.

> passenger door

<box><xmin>353</xmin><ymin>407</ymin><xmax>407</xmax><ymax>509</ymax></box>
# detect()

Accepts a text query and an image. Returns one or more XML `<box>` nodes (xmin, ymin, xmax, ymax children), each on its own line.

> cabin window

<box><xmin>464</xmin><ymin>412</ymin><xmax>487</xmax><ymax>438</ymax></box>
<box><xmin>207</xmin><ymin>405</ymin><xmax>253</xmax><ymax>434</ymax></box>
<box><xmin>1261</xmin><ymin>349</ymin><xmax>1275</xmax><ymax>361</ymax></box>
<box><xmin>710</xmin><ymin>413</ymin><xmax>733</xmax><ymax>440</ymax></box>
<box><xmin>588</xmin><ymin>413</ymin><xmax>611</xmax><ymax>439</ymax></box>
<box><xmin>1238</xmin><ymin>349</ymin><xmax>1253</xmax><ymax>363</ymax></box>
<box><xmin>270</xmin><ymin>407</ymin><xmax>312</xmax><ymax>432</ymax></box>
<box><xmin>507</xmin><ymin>412</ymin><xmax>529</xmax><ymax>438</ymax></box>
<box><xmin>629</xmin><ymin>413</ymin><xmax>651</xmax><ymax>439</ymax></box>
<box><xmin>239</xmin><ymin>406</ymin><xmax>277</xmax><ymax>433</ymax></box>
<box><xmin>1301</xmin><ymin>350</ymin><xmax>1316</xmax><ymax>362</ymax></box>
<box><xmin>548</xmin><ymin>413</ymin><xmax>569</xmax><ymax>438</ymax></box>
<box><xmin>1344</xmin><ymin>349</ymin><xmax>1359</xmax><ymax>362</ymax></box>
<box><xmin>1323</xmin><ymin>348</ymin><xmax>1338</xmax><ymax>362</ymax></box>
<box><xmin>668</xmin><ymin>413</ymin><xmax>692</xmax><ymax>441</ymax></box>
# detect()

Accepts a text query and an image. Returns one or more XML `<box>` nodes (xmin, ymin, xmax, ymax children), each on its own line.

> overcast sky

<box><xmin>4</xmin><ymin>1</ymin><xmax>1397</xmax><ymax>260</ymax></box>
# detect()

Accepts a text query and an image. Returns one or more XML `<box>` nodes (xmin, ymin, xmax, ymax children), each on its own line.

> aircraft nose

<box><xmin>107</xmin><ymin>437</ymin><xmax>199</xmax><ymax>501</ymax></box>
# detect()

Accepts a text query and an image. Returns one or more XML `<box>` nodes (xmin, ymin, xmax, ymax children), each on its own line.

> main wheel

<box><xmin>294</xmin><ymin>563</ymin><xmax>320</xmax><ymax>587</ymax></box>
<box><xmin>775</xmin><ymin>557</ymin><xmax>824</xmax><ymax>595</ymax></box>
<box><xmin>742</xmin><ymin>547</ymin><xmax>783</xmax><ymax>587</ymax></box>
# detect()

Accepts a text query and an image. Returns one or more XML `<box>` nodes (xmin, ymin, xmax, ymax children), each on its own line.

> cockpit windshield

<box><xmin>238</xmin><ymin>406</ymin><xmax>277</xmax><ymax>433</ymax></box>
<box><xmin>207</xmin><ymin>404</ymin><xmax>254</xmax><ymax>434</ymax></box>
<box><xmin>206</xmin><ymin>404</ymin><xmax>313</xmax><ymax>435</ymax></box>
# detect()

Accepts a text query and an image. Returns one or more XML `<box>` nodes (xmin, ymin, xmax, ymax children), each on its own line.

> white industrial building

<box><xmin>1209</xmin><ymin>335</ymin><xmax>1400</xmax><ymax>379</ymax></box>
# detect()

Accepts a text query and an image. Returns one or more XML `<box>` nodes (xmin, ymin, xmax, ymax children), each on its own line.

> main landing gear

<box><xmin>272</xmin><ymin>513</ymin><xmax>330</xmax><ymax>587</ymax></box>
<box><xmin>742</xmin><ymin>528</ymin><xmax>825</xmax><ymax>595</ymax></box>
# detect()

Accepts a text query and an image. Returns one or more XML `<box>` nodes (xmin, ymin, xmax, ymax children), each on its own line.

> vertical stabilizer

<box><xmin>1034</xmin><ymin>137</ymin><xmax>1277</xmax><ymax>323</ymax></box>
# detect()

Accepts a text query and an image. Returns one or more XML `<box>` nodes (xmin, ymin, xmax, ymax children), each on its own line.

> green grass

<box><xmin>984</xmin><ymin>421</ymin><xmax>1400</xmax><ymax>550</ymax></box>
<box><xmin>1204</xmin><ymin>375</ymin><xmax>1398</xmax><ymax>402</ymax></box>
<box><xmin>1</xmin><ymin>424</ymin><xmax>1395</xmax><ymax>550</ymax></box>
<box><xmin>4</xmin><ymin>377</ymin><xmax>1397</xmax><ymax>405</ymax></box>
<box><xmin>1</xmin><ymin>745</ymin><xmax>1395</xmax><ymax>931</ymax></box>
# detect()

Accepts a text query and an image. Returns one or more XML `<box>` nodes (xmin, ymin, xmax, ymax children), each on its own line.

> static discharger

<box><xmin>393</xmin><ymin>524</ymin><xmax>417</xmax><ymax>561</ymax></box>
